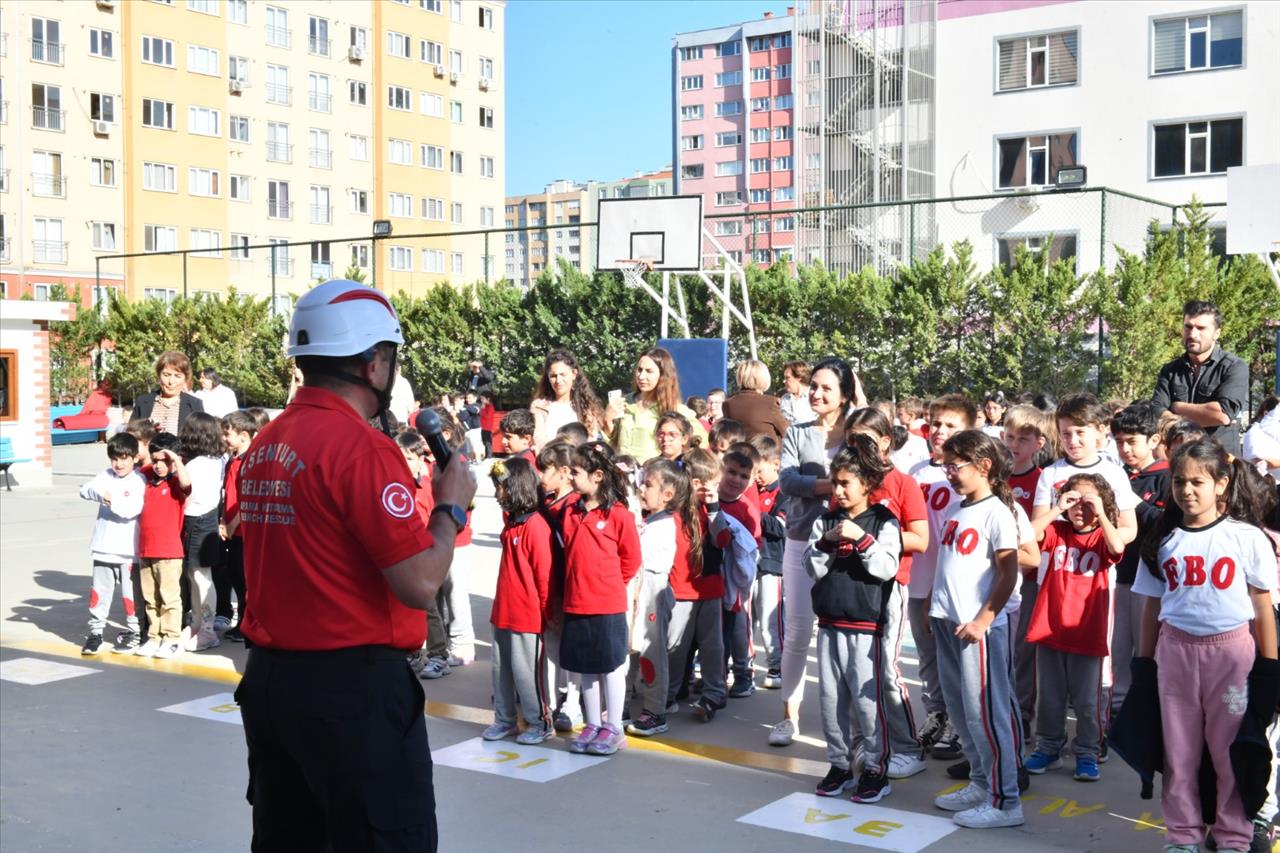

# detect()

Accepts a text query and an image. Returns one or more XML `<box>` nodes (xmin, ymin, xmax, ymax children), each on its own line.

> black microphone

<box><xmin>414</xmin><ymin>409</ymin><xmax>452</xmax><ymax>469</ymax></box>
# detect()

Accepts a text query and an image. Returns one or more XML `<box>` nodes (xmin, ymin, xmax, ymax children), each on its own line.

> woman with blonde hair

<box><xmin>722</xmin><ymin>359</ymin><xmax>789</xmax><ymax>440</ymax></box>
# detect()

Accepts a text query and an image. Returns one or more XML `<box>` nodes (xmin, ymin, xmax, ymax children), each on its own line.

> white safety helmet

<box><xmin>287</xmin><ymin>279</ymin><xmax>404</xmax><ymax>358</ymax></box>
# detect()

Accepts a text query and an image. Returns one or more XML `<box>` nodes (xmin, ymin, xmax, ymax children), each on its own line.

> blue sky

<box><xmin>504</xmin><ymin>0</ymin><xmax>785</xmax><ymax>195</ymax></box>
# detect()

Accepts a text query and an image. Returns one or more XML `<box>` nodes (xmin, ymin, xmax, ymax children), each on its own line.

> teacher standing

<box><xmin>607</xmin><ymin>347</ymin><xmax>706</xmax><ymax>461</ymax></box>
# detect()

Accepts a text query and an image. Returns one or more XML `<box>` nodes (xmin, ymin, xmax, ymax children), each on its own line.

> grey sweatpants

<box><xmin>752</xmin><ymin>573</ymin><xmax>784</xmax><ymax>672</ymax></box>
<box><xmin>933</xmin><ymin>616</ymin><xmax>1021</xmax><ymax>810</ymax></box>
<box><xmin>491</xmin><ymin>627</ymin><xmax>551</xmax><ymax>729</ymax></box>
<box><xmin>630</xmin><ymin>574</ymin><xmax>674</xmax><ymax>715</ymax></box>
<box><xmin>881</xmin><ymin>583</ymin><xmax>922</xmax><ymax>758</ymax></box>
<box><xmin>907</xmin><ymin>597</ymin><xmax>945</xmax><ymax>714</ymax></box>
<box><xmin>1013</xmin><ymin>577</ymin><xmax>1038</xmax><ymax>725</ymax></box>
<box><xmin>1034</xmin><ymin>645</ymin><xmax>1104</xmax><ymax>760</ymax></box>
<box><xmin>817</xmin><ymin>626</ymin><xmax>889</xmax><ymax>775</ymax></box>
<box><xmin>1109</xmin><ymin>582</ymin><xmax>1143</xmax><ymax>712</ymax></box>
<box><xmin>667</xmin><ymin>599</ymin><xmax>725</xmax><ymax>706</ymax></box>
<box><xmin>88</xmin><ymin>559</ymin><xmax>140</xmax><ymax>635</ymax></box>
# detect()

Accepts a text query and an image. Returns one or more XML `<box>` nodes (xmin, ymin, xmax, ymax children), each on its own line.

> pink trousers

<box><xmin>1155</xmin><ymin>623</ymin><xmax>1255</xmax><ymax>849</ymax></box>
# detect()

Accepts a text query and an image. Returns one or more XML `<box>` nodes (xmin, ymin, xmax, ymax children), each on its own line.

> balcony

<box><xmin>0</xmin><ymin>169</ymin><xmax>7</xmax><ymax>192</ymax></box>
<box><xmin>31</xmin><ymin>39</ymin><xmax>63</xmax><ymax>65</ymax></box>
<box><xmin>265</xmin><ymin>26</ymin><xmax>291</xmax><ymax>49</ymax></box>
<box><xmin>0</xmin><ymin>100</ymin><xmax>6</xmax><ymax>124</ymax></box>
<box><xmin>307</xmin><ymin>91</ymin><xmax>331</xmax><ymax>112</ymax></box>
<box><xmin>266</xmin><ymin>142</ymin><xmax>292</xmax><ymax>163</ymax></box>
<box><xmin>33</xmin><ymin>240</ymin><xmax>68</xmax><ymax>263</ymax></box>
<box><xmin>308</xmin><ymin>36</ymin><xmax>330</xmax><ymax>57</ymax></box>
<box><xmin>267</xmin><ymin>200</ymin><xmax>294</xmax><ymax>220</ymax></box>
<box><xmin>309</xmin><ymin>205</ymin><xmax>332</xmax><ymax>225</ymax></box>
<box><xmin>308</xmin><ymin>147</ymin><xmax>332</xmax><ymax>169</ymax></box>
<box><xmin>32</xmin><ymin>172</ymin><xmax>67</xmax><ymax>198</ymax></box>
<box><xmin>32</xmin><ymin>105</ymin><xmax>65</xmax><ymax>131</ymax></box>
<box><xmin>310</xmin><ymin>261</ymin><xmax>333</xmax><ymax>279</ymax></box>
<box><xmin>266</xmin><ymin>84</ymin><xmax>291</xmax><ymax>105</ymax></box>
<box><xmin>270</xmin><ymin>257</ymin><xmax>294</xmax><ymax>276</ymax></box>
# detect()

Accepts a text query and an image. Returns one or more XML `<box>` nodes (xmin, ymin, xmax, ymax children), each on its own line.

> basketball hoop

<box><xmin>616</xmin><ymin>259</ymin><xmax>655</xmax><ymax>275</ymax></box>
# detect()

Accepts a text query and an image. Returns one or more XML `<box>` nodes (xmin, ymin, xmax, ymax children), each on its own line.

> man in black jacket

<box><xmin>462</xmin><ymin>360</ymin><xmax>494</xmax><ymax>395</ymax></box>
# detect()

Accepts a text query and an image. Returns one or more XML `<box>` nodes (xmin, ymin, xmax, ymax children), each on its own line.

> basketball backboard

<box><xmin>596</xmin><ymin>196</ymin><xmax>703</xmax><ymax>271</ymax></box>
<box><xmin>1227</xmin><ymin>164</ymin><xmax>1280</xmax><ymax>255</ymax></box>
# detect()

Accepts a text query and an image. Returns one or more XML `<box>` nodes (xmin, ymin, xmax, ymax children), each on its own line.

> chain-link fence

<box><xmin>94</xmin><ymin>187</ymin><xmax>1222</xmax><ymax>308</ymax></box>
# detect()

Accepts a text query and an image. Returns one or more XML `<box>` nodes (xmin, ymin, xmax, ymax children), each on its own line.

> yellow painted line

<box><xmin>4</xmin><ymin>639</ymin><xmax>826</xmax><ymax>778</ymax></box>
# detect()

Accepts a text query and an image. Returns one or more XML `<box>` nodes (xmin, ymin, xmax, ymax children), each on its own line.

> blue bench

<box><xmin>51</xmin><ymin>404</ymin><xmax>106</xmax><ymax>446</ymax></box>
<box><xmin>0</xmin><ymin>435</ymin><xmax>32</xmax><ymax>491</ymax></box>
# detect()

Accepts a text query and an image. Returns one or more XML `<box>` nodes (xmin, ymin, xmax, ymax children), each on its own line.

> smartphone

<box><xmin>608</xmin><ymin>389</ymin><xmax>623</xmax><ymax>403</ymax></box>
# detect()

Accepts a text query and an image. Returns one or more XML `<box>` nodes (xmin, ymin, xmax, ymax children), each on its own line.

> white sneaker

<box><xmin>768</xmin><ymin>718</ymin><xmax>796</xmax><ymax>747</ymax></box>
<box><xmin>886</xmin><ymin>753</ymin><xmax>928</xmax><ymax>779</ymax></box>
<box><xmin>135</xmin><ymin>639</ymin><xmax>161</xmax><ymax>658</ymax></box>
<box><xmin>153</xmin><ymin>642</ymin><xmax>181</xmax><ymax>660</ymax></box>
<box><xmin>953</xmin><ymin>802</ymin><xmax>1024</xmax><ymax>829</ymax></box>
<box><xmin>192</xmin><ymin>630</ymin><xmax>220</xmax><ymax>652</ymax></box>
<box><xmin>934</xmin><ymin>782</ymin><xmax>989</xmax><ymax>812</ymax></box>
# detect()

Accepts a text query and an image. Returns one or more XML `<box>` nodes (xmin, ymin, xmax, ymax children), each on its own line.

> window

<box><xmin>267</xmin><ymin>180</ymin><xmax>291</xmax><ymax>218</ymax></box>
<box><xmin>142</xmin><ymin>36</ymin><xmax>175</xmax><ymax>67</ymax></box>
<box><xmin>449</xmin><ymin>49</ymin><xmax>463</xmax><ymax>75</ymax></box>
<box><xmin>450</xmin><ymin>0</ymin><xmax>462</xmax><ymax>22</ymax></box>
<box><xmin>479</xmin><ymin>6</ymin><xmax>494</xmax><ymax>29</ymax></box>
<box><xmin>748</xmin><ymin>36</ymin><xmax>770</xmax><ymax>52</ymax></box>
<box><xmin>90</xmin><ymin>93</ymin><xmax>115</xmax><ymax>123</ymax></box>
<box><xmin>421</xmin><ymin>39</ymin><xmax>443</xmax><ymax>65</ymax></box>
<box><xmin>1153</xmin><ymin>117</ymin><xmax>1243</xmax><ymax>177</ymax></box>
<box><xmin>421</xmin><ymin>144</ymin><xmax>443</xmax><ymax>169</ymax></box>
<box><xmin>774</xmin><ymin>156</ymin><xmax>793</xmax><ymax>171</ymax></box>
<box><xmin>89</xmin><ymin>28</ymin><xmax>114</xmax><ymax>59</ymax></box>
<box><xmin>997</xmin><ymin>132</ymin><xmax>1078</xmax><ymax>188</ymax></box>
<box><xmin>480</xmin><ymin>207</ymin><xmax>495</xmax><ymax>227</ymax></box>
<box><xmin>308</xmin><ymin>129</ymin><xmax>331</xmax><ymax>168</ymax></box>
<box><xmin>715</xmin><ymin>191</ymin><xmax>742</xmax><ymax>206</ymax></box>
<box><xmin>188</xmin><ymin>106</ymin><xmax>220</xmax><ymax>136</ymax></box>
<box><xmin>388</xmin><ymin>193</ymin><xmax>413</xmax><ymax>217</ymax></box>
<box><xmin>681</xmin><ymin>105</ymin><xmax>704</xmax><ymax>121</ymax></box>
<box><xmin>349</xmin><ymin>80</ymin><xmax>367</xmax><ymax>106</ymax></box>
<box><xmin>227</xmin><ymin>0</ymin><xmax>247</xmax><ymax>25</ymax></box>
<box><xmin>450</xmin><ymin>101</ymin><xmax>464</xmax><ymax>123</ymax></box>
<box><xmin>309</xmin><ymin>186</ymin><xmax>331</xmax><ymax>224</ymax></box>
<box><xmin>308</xmin><ymin>16</ymin><xmax>329</xmax><ymax>57</ymax></box>
<box><xmin>451</xmin><ymin>252</ymin><xmax>464</xmax><ymax>275</ymax></box>
<box><xmin>750</xmin><ymin>158</ymin><xmax>769</xmax><ymax>173</ymax></box>
<box><xmin>141</xmin><ymin>98</ymin><xmax>174</xmax><ymax>129</ymax></box>
<box><xmin>478</xmin><ymin>57</ymin><xmax>494</xmax><ymax>79</ymax></box>
<box><xmin>480</xmin><ymin>156</ymin><xmax>494</xmax><ymax>178</ymax></box>
<box><xmin>308</xmin><ymin>74</ymin><xmax>331</xmax><ymax>112</ymax></box>
<box><xmin>144</xmin><ymin>224</ymin><xmax>177</xmax><ymax>253</ymax></box>
<box><xmin>350</xmin><ymin>26</ymin><xmax>368</xmax><ymax>51</ymax></box>
<box><xmin>387</xmin><ymin>31</ymin><xmax>410</xmax><ymax>58</ymax></box>
<box><xmin>422</xmin><ymin>249</ymin><xmax>444</xmax><ymax>273</ymax></box>
<box><xmin>715</xmin><ymin>70</ymin><xmax>742</xmax><ymax>87</ymax></box>
<box><xmin>715</xmin><ymin>221</ymin><xmax>742</xmax><ymax>236</ymax></box>
<box><xmin>144</xmin><ymin>288</ymin><xmax>178</xmax><ymax>302</ymax></box>
<box><xmin>422</xmin><ymin>0</ymin><xmax>442</xmax><ymax>12</ymax></box>
<box><xmin>680</xmin><ymin>75</ymin><xmax>703</xmax><ymax>91</ymax></box>
<box><xmin>717</xmin><ymin>161</ymin><xmax>744</xmax><ymax>176</ymax></box>
<box><xmin>479</xmin><ymin>106</ymin><xmax>494</xmax><ymax>128</ymax></box>
<box><xmin>751</xmin><ymin>67</ymin><xmax>771</xmax><ymax>82</ymax></box>
<box><xmin>422</xmin><ymin>197</ymin><xmax>444</xmax><ymax>220</ymax></box>
<box><xmin>387</xmin><ymin>85</ymin><xmax>412</xmax><ymax>110</ymax></box>
<box><xmin>750</xmin><ymin>128</ymin><xmax>770</xmax><ymax>143</ymax></box>
<box><xmin>774</xmin><ymin>94</ymin><xmax>793</xmax><ymax>109</ymax></box>
<box><xmin>389</xmin><ymin>247</ymin><xmax>413</xmax><ymax>271</ymax></box>
<box><xmin>143</xmin><ymin>161</ymin><xmax>177</xmax><ymax>192</ymax></box>
<box><xmin>751</xmin><ymin>97</ymin><xmax>771</xmax><ymax>112</ymax></box>
<box><xmin>265</xmin><ymin>6</ymin><xmax>289</xmax><ymax>48</ymax></box>
<box><xmin>715</xmin><ymin>101</ymin><xmax>742</xmax><ymax>117</ymax></box>
<box><xmin>682</xmin><ymin>135</ymin><xmax>704</xmax><ymax>151</ymax></box>
<box><xmin>190</xmin><ymin>229</ymin><xmax>222</xmax><ymax>258</ymax></box>
<box><xmin>32</xmin><ymin>151</ymin><xmax>64</xmax><ymax>197</ymax></box>
<box><xmin>750</xmin><ymin>189</ymin><xmax>771</xmax><ymax>203</ymax></box>
<box><xmin>680</xmin><ymin>45</ymin><xmax>703</xmax><ymax>61</ymax></box>
<box><xmin>349</xmin><ymin>134</ymin><xmax>369</xmax><ymax>161</ymax></box>
<box><xmin>310</xmin><ymin>241</ymin><xmax>332</xmax><ymax>277</ymax></box>
<box><xmin>773</xmin><ymin>33</ymin><xmax>791</xmax><ymax>49</ymax></box>
<box><xmin>229</xmin><ymin>56</ymin><xmax>250</xmax><ymax>84</ymax></box>
<box><xmin>774</xmin><ymin>125</ymin><xmax>793</xmax><ymax>141</ymax></box>
<box><xmin>349</xmin><ymin>189</ymin><xmax>368</xmax><ymax>214</ymax></box>
<box><xmin>388</xmin><ymin>138</ymin><xmax>412</xmax><ymax>164</ymax></box>
<box><xmin>268</xmin><ymin>237</ymin><xmax>291</xmax><ymax>274</ymax></box>
<box><xmin>681</xmin><ymin>164</ymin><xmax>704</xmax><ymax>179</ymax></box>
<box><xmin>775</xmin><ymin>63</ymin><xmax>791</xmax><ymax>79</ymax></box>
<box><xmin>753</xmin><ymin>249</ymin><xmax>773</xmax><ymax>264</ymax></box>
<box><xmin>229</xmin><ymin>234</ymin><xmax>250</xmax><ymax>260</ymax></box>
<box><xmin>188</xmin><ymin>167</ymin><xmax>221</xmax><ymax>197</ymax></box>
<box><xmin>775</xmin><ymin>216</ymin><xmax>795</xmax><ymax>231</ymax></box>
<box><xmin>450</xmin><ymin>151</ymin><xmax>463</xmax><ymax>173</ymax></box>
<box><xmin>451</xmin><ymin>202</ymin><xmax>464</xmax><ymax>224</ymax></box>
<box><xmin>421</xmin><ymin>92</ymin><xmax>444</xmax><ymax>117</ymax></box>
<box><xmin>188</xmin><ymin>44</ymin><xmax>220</xmax><ymax>76</ymax></box>
<box><xmin>229</xmin><ymin>115</ymin><xmax>250</xmax><ymax>142</ymax></box>
<box><xmin>1153</xmin><ymin>10</ymin><xmax>1242</xmax><ymax>74</ymax></box>
<box><xmin>351</xmin><ymin>244</ymin><xmax>369</xmax><ymax>269</ymax></box>
<box><xmin>266</xmin><ymin>122</ymin><xmax>290</xmax><ymax>162</ymax></box>
<box><xmin>716</xmin><ymin>131</ymin><xmax>742</xmax><ymax>146</ymax></box>
<box><xmin>188</xmin><ymin>0</ymin><xmax>218</xmax><ymax>14</ymax></box>
<box><xmin>32</xmin><ymin>18</ymin><xmax>62</xmax><ymax>64</ymax></box>
<box><xmin>715</xmin><ymin>41</ymin><xmax>741</xmax><ymax>57</ymax></box>
<box><xmin>266</xmin><ymin>64</ymin><xmax>289</xmax><ymax>105</ymax></box>
<box><xmin>91</xmin><ymin>157</ymin><xmax>116</xmax><ymax>187</ymax></box>
<box><xmin>998</xmin><ymin>233</ymin><xmax>1078</xmax><ymax>271</ymax></box>
<box><xmin>230</xmin><ymin>174</ymin><xmax>250</xmax><ymax>201</ymax></box>
<box><xmin>997</xmin><ymin>30</ymin><xmax>1078</xmax><ymax>91</ymax></box>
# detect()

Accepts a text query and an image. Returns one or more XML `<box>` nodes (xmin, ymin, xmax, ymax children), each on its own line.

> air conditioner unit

<box><xmin>348</xmin><ymin>45</ymin><xmax>366</xmax><ymax>61</ymax></box>
<box><xmin>229</xmin><ymin>79</ymin><xmax>244</xmax><ymax>94</ymax></box>
<box><xmin>433</xmin><ymin>64</ymin><xmax>445</xmax><ymax>78</ymax></box>
<box><xmin>449</xmin><ymin>71</ymin><xmax>460</xmax><ymax>84</ymax></box>
<box><xmin>96</xmin><ymin>0</ymin><xmax>116</xmax><ymax>8</ymax></box>
<box><xmin>478</xmin><ymin>77</ymin><xmax>491</xmax><ymax>91</ymax></box>
<box><xmin>93</xmin><ymin>120</ymin><xmax>111</xmax><ymax>136</ymax></box>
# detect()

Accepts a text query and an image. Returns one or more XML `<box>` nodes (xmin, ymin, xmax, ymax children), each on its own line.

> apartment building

<box><xmin>672</xmin><ymin>10</ymin><xmax>798</xmax><ymax>269</ymax></box>
<box><xmin>0</xmin><ymin>0</ymin><xmax>505</xmax><ymax>306</ymax></box>
<box><xmin>503</xmin><ymin>179</ymin><xmax>587</xmax><ymax>287</ymax></box>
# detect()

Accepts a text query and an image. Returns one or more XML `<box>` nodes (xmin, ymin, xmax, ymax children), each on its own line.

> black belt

<box><xmin>250</xmin><ymin>644</ymin><xmax>407</xmax><ymax>663</ymax></box>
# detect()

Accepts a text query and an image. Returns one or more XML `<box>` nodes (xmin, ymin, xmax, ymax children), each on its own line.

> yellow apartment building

<box><xmin>0</xmin><ymin>0</ymin><xmax>505</xmax><ymax>307</ymax></box>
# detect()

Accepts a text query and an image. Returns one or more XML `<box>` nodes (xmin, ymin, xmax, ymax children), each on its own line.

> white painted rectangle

<box><xmin>158</xmin><ymin>692</ymin><xmax>243</xmax><ymax>725</ymax></box>
<box><xmin>1227</xmin><ymin>165</ymin><xmax>1280</xmax><ymax>254</ymax></box>
<box><xmin>432</xmin><ymin>736</ymin><xmax>607</xmax><ymax>783</ymax></box>
<box><xmin>737</xmin><ymin>792</ymin><xmax>958</xmax><ymax>852</ymax></box>
<box><xmin>0</xmin><ymin>657</ymin><xmax>99</xmax><ymax>685</ymax></box>
<box><xmin>596</xmin><ymin>196</ymin><xmax>703</xmax><ymax>271</ymax></box>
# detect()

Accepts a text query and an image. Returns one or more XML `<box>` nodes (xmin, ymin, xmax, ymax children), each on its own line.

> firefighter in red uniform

<box><xmin>234</xmin><ymin>278</ymin><xmax>476</xmax><ymax>852</ymax></box>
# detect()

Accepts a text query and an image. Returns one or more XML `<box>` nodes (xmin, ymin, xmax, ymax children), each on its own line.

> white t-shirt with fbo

<box><xmin>930</xmin><ymin>494</ymin><xmax>1020</xmax><ymax>626</ymax></box>
<box><xmin>1034</xmin><ymin>456</ymin><xmax>1139</xmax><ymax>513</ymax></box>
<box><xmin>908</xmin><ymin>460</ymin><xmax>959</xmax><ymax>599</ymax></box>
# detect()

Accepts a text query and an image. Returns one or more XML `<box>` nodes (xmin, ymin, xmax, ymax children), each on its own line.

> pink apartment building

<box><xmin>673</xmin><ymin>9</ymin><xmax>797</xmax><ymax>268</ymax></box>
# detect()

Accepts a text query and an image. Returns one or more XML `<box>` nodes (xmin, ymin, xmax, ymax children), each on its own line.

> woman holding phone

<box><xmin>606</xmin><ymin>348</ymin><xmax>706</xmax><ymax>462</ymax></box>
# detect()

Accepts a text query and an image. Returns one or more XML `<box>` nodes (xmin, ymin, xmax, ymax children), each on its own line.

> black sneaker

<box><xmin>112</xmin><ymin>631</ymin><xmax>140</xmax><ymax>654</ymax></box>
<box><xmin>224</xmin><ymin>626</ymin><xmax>245</xmax><ymax>643</ymax></box>
<box><xmin>816</xmin><ymin>764</ymin><xmax>854</xmax><ymax>797</ymax></box>
<box><xmin>626</xmin><ymin>711</ymin><xmax>669</xmax><ymax>737</ymax></box>
<box><xmin>1250</xmin><ymin>818</ymin><xmax>1273</xmax><ymax>853</ymax></box>
<box><xmin>931</xmin><ymin>718</ymin><xmax>963</xmax><ymax>760</ymax></box>
<box><xmin>690</xmin><ymin>696</ymin><xmax>724</xmax><ymax>722</ymax></box>
<box><xmin>729</xmin><ymin>678</ymin><xmax>756</xmax><ymax>698</ymax></box>
<box><xmin>850</xmin><ymin>770</ymin><xmax>892</xmax><ymax>804</ymax></box>
<box><xmin>947</xmin><ymin>759</ymin><xmax>971</xmax><ymax>779</ymax></box>
<box><xmin>918</xmin><ymin>710</ymin><xmax>946</xmax><ymax>748</ymax></box>
<box><xmin>81</xmin><ymin>634</ymin><xmax>104</xmax><ymax>655</ymax></box>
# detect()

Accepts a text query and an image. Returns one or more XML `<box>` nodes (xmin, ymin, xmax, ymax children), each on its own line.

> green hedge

<box><xmin>48</xmin><ymin>202</ymin><xmax>1277</xmax><ymax>411</ymax></box>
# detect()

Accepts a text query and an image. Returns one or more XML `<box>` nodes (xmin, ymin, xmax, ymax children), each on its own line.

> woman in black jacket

<box><xmin>131</xmin><ymin>351</ymin><xmax>204</xmax><ymax>434</ymax></box>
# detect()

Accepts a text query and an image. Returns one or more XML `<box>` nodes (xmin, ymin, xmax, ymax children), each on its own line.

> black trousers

<box><xmin>217</xmin><ymin>536</ymin><xmax>246</xmax><ymax>622</ymax></box>
<box><xmin>236</xmin><ymin>645</ymin><xmax>437</xmax><ymax>852</ymax></box>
